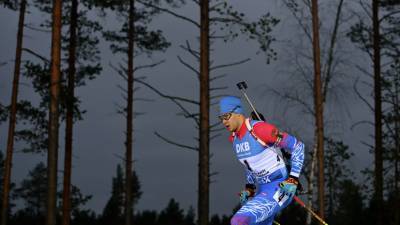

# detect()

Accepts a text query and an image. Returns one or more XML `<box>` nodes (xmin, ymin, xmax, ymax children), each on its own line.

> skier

<box><xmin>219</xmin><ymin>96</ymin><xmax>305</xmax><ymax>225</ymax></box>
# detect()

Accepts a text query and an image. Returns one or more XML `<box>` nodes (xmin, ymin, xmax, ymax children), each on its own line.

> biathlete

<box><xmin>219</xmin><ymin>96</ymin><xmax>305</xmax><ymax>225</ymax></box>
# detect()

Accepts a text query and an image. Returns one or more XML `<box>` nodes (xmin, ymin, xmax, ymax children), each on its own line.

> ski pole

<box><xmin>293</xmin><ymin>196</ymin><xmax>328</xmax><ymax>225</ymax></box>
<box><xmin>236</xmin><ymin>81</ymin><xmax>262</xmax><ymax>121</ymax></box>
<box><xmin>273</xmin><ymin>220</ymin><xmax>281</xmax><ymax>225</ymax></box>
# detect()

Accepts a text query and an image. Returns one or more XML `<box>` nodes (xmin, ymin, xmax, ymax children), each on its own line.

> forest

<box><xmin>0</xmin><ymin>0</ymin><xmax>399</xmax><ymax>225</ymax></box>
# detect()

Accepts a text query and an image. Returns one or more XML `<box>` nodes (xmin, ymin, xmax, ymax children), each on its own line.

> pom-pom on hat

<box><xmin>219</xmin><ymin>96</ymin><xmax>244</xmax><ymax>115</ymax></box>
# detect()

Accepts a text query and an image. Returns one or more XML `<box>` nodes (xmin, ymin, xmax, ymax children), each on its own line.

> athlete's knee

<box><xmin>231</xmin><ymin>215</ymin><xmax>251</xmax><ymax>225</ymax></box>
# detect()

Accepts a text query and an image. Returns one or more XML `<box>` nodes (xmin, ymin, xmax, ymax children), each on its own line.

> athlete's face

<box><xmin>220</xmin><ymin>113</ymin><xmax>243</xmax><ymax>132</ymax></box>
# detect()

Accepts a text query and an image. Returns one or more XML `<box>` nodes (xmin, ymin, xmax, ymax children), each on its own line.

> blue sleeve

<box><xmin>245</xmin><ymin>169</ymin><xmax>256</xmax><ymax>184</ymax></box>
<box><xmin>280</xmin><ymin>134</ymin><xmax>305</xmax><ymax>178</ymax></box>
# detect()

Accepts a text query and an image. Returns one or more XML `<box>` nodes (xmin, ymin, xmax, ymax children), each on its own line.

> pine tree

<box><xmin>13</xmin><ymin>162</ymin><xmax>47</xmax><ymax>225</ymax></box>
<box><xmin>0</xmin><ymin>152</ymin><xmax>16</xmax><ymax>224</ymax></box>
<box><xmin>47</xmin><ymin>0</ymin><xmax>62</xmax><ymax>224</ymax></box>
<box><xmin>101</xmin><ymin>164</ymin><xmax>142</xmax><ymax>225</ymax></box>
<box><xmin>348</xmin><ymin>1</ymin><xmax>400</xmax><ymax>224</ymax></box>
<box><xmin>134</xmin><ymin>210</ymin><xmax>158</xmax><ymax>225</ymax></box>
<box><xmin>101</xmin><ymin>165</ymin><xmax>124</xmax><ymax>225</ymax></box>
<box><xmin>15</xmin><ymin>0</ymin><xmax>103</xmax><ymax>154</ymax></box>
<box><xmin>1</xmin><ymin>1</ymin><xmax>27</xmax><ymax>224</ymax></box>
<box><xmin>95</xmin><ymin>1</ymin><xmax>169</xmax><ymax>224</ymax></box>
<box><xmin>324</xmin><ymin>139</ymin><xmax>354</xmax><ymax>222</ymax></box>
<box><xmin>334</xmin><ymin>180</ymin><xmax>365</xmax><ymax>225</ymax></box>
<box><xmin>11</xmin><ymin>162</ymin><xmax>93</xmax><ymax>225</ymax></box>
<box><xmin>157</xmin><ymin>199</ymin><xmax>185</xmax><ymax>225</ymax></box>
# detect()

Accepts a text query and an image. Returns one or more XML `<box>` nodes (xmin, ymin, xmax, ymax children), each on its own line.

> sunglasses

<box><xmin>218</xmin><ymin>112</ymin><xmax>233</xmax><ymax>121</ymax></box>
<box><xmin>218</xmin><ymin>105</ymin><xmax>240</xmax><ymax>121</ymax></box>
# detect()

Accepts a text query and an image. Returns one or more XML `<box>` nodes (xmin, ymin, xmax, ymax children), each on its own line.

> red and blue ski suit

<box><xmin>230</xmin><ymin>118</ymin><xmax>305</xmax><ymax>225</ymax></box>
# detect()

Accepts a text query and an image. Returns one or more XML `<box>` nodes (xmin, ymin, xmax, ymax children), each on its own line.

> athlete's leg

<box><xmin>231</xmin><ymin>180</ymin><xmax>293</xmax><ymax>225</ymax></box>
<box><xmin>255</xmin><ymin>216</ymin><xmax>274</xmax><ymax>225</ymax></box>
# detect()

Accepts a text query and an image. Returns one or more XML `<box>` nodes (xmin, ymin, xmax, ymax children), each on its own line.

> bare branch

<box><xmin>209</xmin><ymin>17</ymin><xmax>240</xmax><ymax>24</ymax></box>
<box><xmin>117</xmin><ymin>84</ymin><xmax>127</xmax><ymax>94</ymax></box>
<box><xmin>350</xmin><ymin>120</ymin><xmax>374</xmax><ymax>130</ymax></box>
<box><xmin>136</xmin><ymin>75</ymin><xmax>147</xmax><ymax>80</ymax></box>
<box><xmin>133</xmin><ymin>97</ymin><xmax>155</xmax><ymax>102</ymax></box>
<box><xmin>133</xmin><ymin>86</ymin><xmax>141</xmax><ymax>93</ymax></box>
<box><xmin>24</xmin><ymin>24</ymin><xmax>51</xmax><ymax>33</ymax></box>
<box><xmin>113</xmin><ymin>153</ymin><xmax>126</xmax><ymax>162</ymax></box>
<box><xmin>176</xmin><ymin>112</ymin><xmax>200</xmax><ymax>120</ymax></box>
<box><xmin>269</xmin><ymin>87</ymin><xmax>314</xmax><ymax>115</ymax></box>
<box><xmin>353</xmin><ymin>77</ymin><xmax>374</xmax><ymax>112</ymax></box>
<box><xmin>154</xmin><ymin>131</ymin><xmax>198</xmax><ymax>151</ymax></box>
<box><xmin>134</xmin><ymin>78</ymin><xmax>200</xmax><ymax>126</ymax></box>
<box><xmin>210</xmin><ymin>133</ymin><xmax>222</xmax><ymax>141</ymax></box>
<box><xmin>210</xmin><ymin>94</ymin><xmax>228</xmax><ymax>100</ymax></box>
<box><xmin>210</xmin><ymin>126</ymin><xmax>225</xmax><ymax>133</ymax></box>
<box><xmin>177</xmin><ymin>55</ymin><xmax>200</xmax><ymax>78</ymax></box>
<box><xmin>133</xmin><ymin>60</ymin><xmax>165</xmax><ymax>73</ymax></box>
<box><xmin>209</xmin><ymin>171</ymin><xmax>219</xmax><ymax>177</ymax></box>
<box><xmin>136</xmin><ymin>0</ymin><xmax>200</xmax><ymax>28</ymax></box>
<box><xmin>210</xmin><ymin>86</ymin><xmax>227</xmax><ymax>92</ymax></box>
<box><xmin>22</xmin><ymin>48</ymin><xmax>50</xmax><ymax>63</ymax></box>
<box><xmin>323</xmin><ymin>0</ymin><xmax>344</xmax><ymax>103</ymax></box>
<box><xmin>354</xmin><ymin>64</ymin><xmax>373</xmax><ymax>78</ymax></box>
<box><xmin>109</xmin><ymin>62</ymin><xmax>128</xmax><ymax>81</ymax></box>
<box><xmin>122</xmin><ymin>94</ymin><xmax>128</xmax><ymax>102</ymax></box>
<box><xmin>210</xmin><ymin>74</ymin><xmax>227</xmax><ymax>82</ymax></box>
<box><xmin>210</xmin><ymin>1</ymin><xmax>224</xmax><ymax>11</ymax></box>
<box><xmin>379</xmin><ymin>10</ymin><xmax>400</xmax><ymax>23</ymax></box>
<box><xmin>210</xmin><ymin>58</ymin><xmax>250</xmax><ymax>71</ymax></box>
<box><xmin>180</xmin><ymin>41</ymin><xmax>200</xmax><ymax>60</ymax></box>
<box><xmin>361</xmin><ymin>140</ymin><xmax>373</xmax><ymax>149</ymax></box>
<box><xmin>114</xmin><ymin>103</ymin><xmax>126</xmax><ymax>118</ymax></box>
<box><xmin>359</xmin><ymin>0</ymin><xmax>372</xmax><ymax>20</ymax></box>
<box><xmin>134</xmin><ymin>78</ymin><xmax>199</xmax><ymax>105</ymax></box>
<box><xmin>382</xmin><ymin>116</ymin><xmax>396</xmax><ymax>139</ymax></box>
<box><xmin>281</xmin><ymin>0</ymin><xmax>313</xmax><ymax>43</ymax></box>
<box><xmin>210</xmin><ymin>34</ymin><xmax>231</xmax><ymax>39</ymax></box>
<box><xmin>210</xmin><ymin>121</ymin><xmax>222</xmax><ymax>129</ymax></box>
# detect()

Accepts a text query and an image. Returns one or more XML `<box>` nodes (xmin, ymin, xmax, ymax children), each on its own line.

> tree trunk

<box><xmin>306</xmin><ymin>140</ymin><xmax>317</xmax><ymax>225</ymax></box>
<box><xmin>62</xmin><ymin>0</ymin><xmax>78</xmax><ymax>225</ymax></box>
<box><xmin>47</xmin><ymin>0</ymin><xmax>62</xmax><ymax>224</ymax></box>
<box><xmin>199</xmin><ymin>0</ymin><xmax>210</xmax><ymax>225</ymax></box>
<box><xmin>125</xmin><ymin>0</ymin><xmax>135</xmax><ymax>225</ymax></box>
<box><xmin>327</xmin><ymin>148</ymin><xmax>333</xmax><ymax>218</ymax></box>
<box><xmin>1</xmin><ymin>1</ymin><xmax>26</xmax><ymax>225</ymax></box>
<box><xmin>310</xmin><ymin>0</ymin><xmax>325</xmax><ymax>220</ymax></box>
<box><xmin>372</xmin><ymin>1</ymin><xmax>383</xmax><ymax>225</ymax></box>
<box><xmin>394</xmin><ymin>76</ymin><xmax>399</xmax><ymax>225</ymax></box>
<box><xmin>305</xmin><ymin>1</ymin><xmax>343</xmax><ymax>222</ymax></box>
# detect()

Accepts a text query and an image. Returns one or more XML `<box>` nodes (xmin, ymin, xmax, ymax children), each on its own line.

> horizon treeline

<box><xmin>0</xmin><ymin>153</ymin><xmax>397</xmax><ymax>225</ymax></box>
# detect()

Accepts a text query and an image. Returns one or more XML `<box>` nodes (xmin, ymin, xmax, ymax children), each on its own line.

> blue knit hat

<box><xmin>219</xmin><ymin>96</ymin><xmax>244</xmax><ymax>115</ymax></box>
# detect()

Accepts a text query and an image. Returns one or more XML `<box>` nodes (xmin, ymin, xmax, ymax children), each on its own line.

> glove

<box><xmin>238</xmin><ymin>184</ymin><xmax>256</xmax><ymax>205</ymax></box>
<box><xmin>279</xmin><ymin>176</ymin><xmax>299</xmax><ymax>197</ymax></box>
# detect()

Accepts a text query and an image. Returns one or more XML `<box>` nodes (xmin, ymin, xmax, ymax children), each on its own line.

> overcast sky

<box><xmin>0</xmin><ymin>0</ymin><xmax>374</xmax><ymax>216</ymax></box>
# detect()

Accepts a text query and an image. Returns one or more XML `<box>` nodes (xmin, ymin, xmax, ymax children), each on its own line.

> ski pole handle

<box><xmin>293</xmin><ymin>196</ymin><xmax>328</xmax><ymax>225</ymax></box>
<box><xmin>236</xmin><ymin>81</ymin><xmax>262</xmax><ymax>121</ymax></box>
<box><xmin>236</xmin><ymin>81</ymin><xmax>248</xmax><ymax>90</ymax></box>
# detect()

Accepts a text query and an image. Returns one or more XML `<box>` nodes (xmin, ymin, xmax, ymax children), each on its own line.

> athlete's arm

<box><xmin>253</xmin><ymin>122</ymin><xmax>305</xmax><ymax>178</ymax></box>
<box><xmin>245</xmin><ymin>169</ymin><xmax>256</xmax><ymax>184</ymax></box>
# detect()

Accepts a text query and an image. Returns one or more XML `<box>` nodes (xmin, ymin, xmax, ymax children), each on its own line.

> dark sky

<box><xmin>0</xmin><ymin>0</ymin><xmax>373</xmax><ymax>216</ymax></box>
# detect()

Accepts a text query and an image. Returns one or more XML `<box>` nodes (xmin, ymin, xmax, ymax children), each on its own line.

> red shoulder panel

<box><xmin>252</xmin><ymin>122</ymin><xmax>279</xmax><ymax>144</ymax></box>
